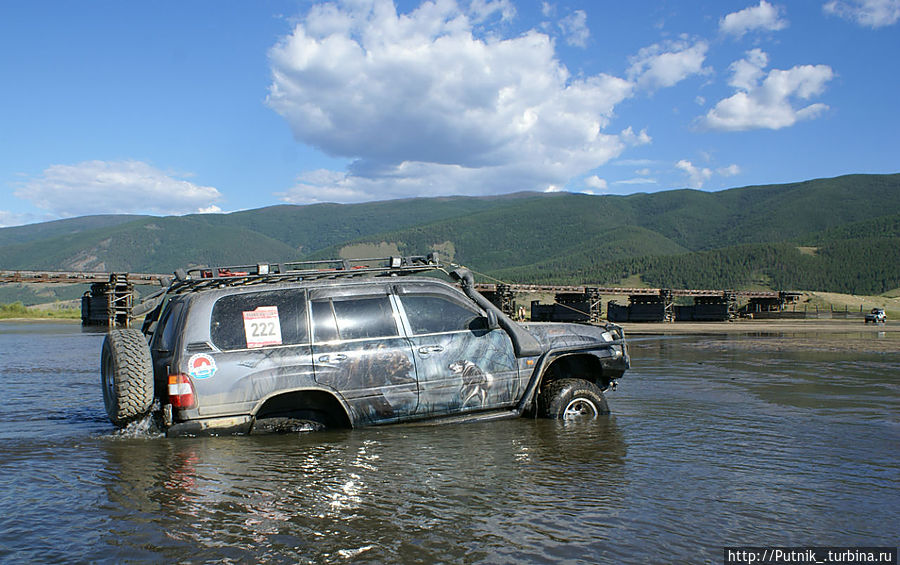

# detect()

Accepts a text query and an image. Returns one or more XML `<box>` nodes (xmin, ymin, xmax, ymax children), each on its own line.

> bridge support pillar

<box><xmin>81</xmin><ymin>273</ymin><xmax>134</xmax><ymax>327</ymax></box>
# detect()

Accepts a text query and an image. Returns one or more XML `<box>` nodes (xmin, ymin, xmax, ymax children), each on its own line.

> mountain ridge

<box><xmin>1</xmin><ymin>173</ymin><xmax>898</xmax><ymax>299</ymax></box>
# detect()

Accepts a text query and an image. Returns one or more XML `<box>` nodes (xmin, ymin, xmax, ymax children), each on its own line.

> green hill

<box><xmin>1</xmin><ymin>173</ymin><xmax>898</xmax><ymax>303</ymax></box>
<box><xmin>0</xmin><ymin>216</ymin><xmax>298</xmax><ymax>272</ymax></box>
<box><xmin>0</xmin><ymin>214</ymin><xmax>147</xmax><ymax>247</ymax></box>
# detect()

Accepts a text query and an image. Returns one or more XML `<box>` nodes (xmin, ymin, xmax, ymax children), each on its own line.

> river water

<box><xmin>0</xmin><ymin>322</ymin><xmax>897</xmax><ymax>563</ymax></box>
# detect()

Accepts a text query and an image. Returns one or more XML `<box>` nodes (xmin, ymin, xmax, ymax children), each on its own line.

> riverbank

<box><xmin>620</xmin><ymin>318</ymin><xmax>898</xmax><ymax>334</ymax></box>
<box><xmin>620</xmin><ymin>318</ymin><xmax>899</xmax><ymax>353</ymax></box>
<box><xmin>0</xmin><ymin>300</ymin><xmax>80</xmax><ymax>320</ymax></box>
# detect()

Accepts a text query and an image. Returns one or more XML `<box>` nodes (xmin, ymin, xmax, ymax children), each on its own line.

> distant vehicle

<box><xmin>100</xmin><ymin>255</ymin><xmax>630</xmax><ymax>437</ymax></box>
<box><xmin>864</xmin><ymin>308</ymin><xmax>886</xmax><ymax>324</ymax></box>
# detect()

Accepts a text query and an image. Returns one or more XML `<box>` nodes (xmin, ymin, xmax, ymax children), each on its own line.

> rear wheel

<box><xmin>251</xmin><ymin>417</ymin><xmax>327</xmax><ymax>434</ymax></box>
<box><xmin>539</xmin><ymin>378</ymin><xmax>609</xmax><ymax>420</ymax></box>
<box><xmin>101</xmin><ymin>329</ymin><xmax>154</xmax><ymax>427</ymax></box>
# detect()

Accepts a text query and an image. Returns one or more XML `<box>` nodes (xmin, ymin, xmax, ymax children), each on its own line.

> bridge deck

<box><xmin>0</xmin><ymin>269</ymin><xmax>791</xmax><ymax>298</ymax></box>
<box><xmin>0</xmin><ymin>270</ymin><xmax>166</xmax><ymax>284</ymax></box>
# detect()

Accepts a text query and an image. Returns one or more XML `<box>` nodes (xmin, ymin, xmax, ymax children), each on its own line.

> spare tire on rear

<box><xmin>101</xmin><ymin>329</ymin><xmax>154</xmax><ymax>427</ymax></box>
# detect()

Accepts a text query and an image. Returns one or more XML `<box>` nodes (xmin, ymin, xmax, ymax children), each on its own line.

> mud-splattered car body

<box><xmin>103</xmin><ymin>259</ymin><xmax>629</xmax><ymax>436</ymax></box>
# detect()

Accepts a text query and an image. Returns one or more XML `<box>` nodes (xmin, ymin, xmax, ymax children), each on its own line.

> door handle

<box><xmin>318</xmin><ymin>354</ymin><xmax>348</xmax><ymax>363</ymax></box>
<box><xmin>418</xmin><ymin>345</ymin><xmax>444</xmax><ymax>354</ymax></box>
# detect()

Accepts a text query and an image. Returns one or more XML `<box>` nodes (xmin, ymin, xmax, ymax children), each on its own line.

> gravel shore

<box><xmin>620</xmin><ymin>319</ymin><xmax>899</xmax><ymax>353</ymax></box>
<box><xmin>620</xmin><ymin>318</ymin><xmax>897</xmax><ymax>334</ymax></box>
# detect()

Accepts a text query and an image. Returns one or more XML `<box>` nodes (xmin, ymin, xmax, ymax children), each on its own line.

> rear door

<box><xmin>394</xmin><ymin>285</ymin><xmax>519</xmax><ymax>416</ymax></box>
<box><xmin>310</xmin><ymin>287</ymin><xmax>418</xmax><ymax>425</ymax></box>
<box><xmin>198</xmin><ymin>288</ymin><xmax>315</xmax><ymax>417</ymax></box>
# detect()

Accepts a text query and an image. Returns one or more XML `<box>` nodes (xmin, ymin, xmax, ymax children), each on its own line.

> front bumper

<box><xmin>600</xmin><ymin>351</ymin><xmax>630</xmax><ymax>380</ymax></box>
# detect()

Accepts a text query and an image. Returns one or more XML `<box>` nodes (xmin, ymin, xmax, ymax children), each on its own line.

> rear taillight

<box><xmin>168</xmin><ymin>374</ymin><xmax>196</xmax><ymax>409</ymax></box>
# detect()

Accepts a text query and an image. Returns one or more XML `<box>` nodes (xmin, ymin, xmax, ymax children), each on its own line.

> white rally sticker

<box><xmin>187</xmin><ymin>353</ymin><xmax>217</xmax><ymax>379</ymax></box>
<box><xmin>242</xmin><ymin>306</ymin><xmax>283</xmax><ymax>348</ymax></box>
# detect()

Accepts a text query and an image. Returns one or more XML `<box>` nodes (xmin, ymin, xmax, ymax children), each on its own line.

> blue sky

<box><xmin>1</xmin><ymin>0</ymin><xmax>898</xmax><ymax>226</ymax></box>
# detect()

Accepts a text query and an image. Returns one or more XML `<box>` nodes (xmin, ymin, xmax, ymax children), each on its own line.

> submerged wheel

<box><xmin>251</xmin><ymin>417</ymin><xmax>327</xmax><ymax>434</ymax></box>
<box><xmin>539</xmin><ymin>378</ymin><xmax>609</xmax><ymax>420</ymax></box>
<box><xmin>101</xmin><ymin>329</ymin><xmax>154</xmax><ymax>427</ymax></box>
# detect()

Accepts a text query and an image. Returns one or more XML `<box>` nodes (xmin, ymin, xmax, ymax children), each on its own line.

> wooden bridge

<box><xmin>0</xmin><ymin>270</ymin><xmax>170</xmax><ymax>327</ymax></box>
<box><xmin>0</xmin><ymin>269</ymin><xmax>800</xmax><ymax>327</ymax></box>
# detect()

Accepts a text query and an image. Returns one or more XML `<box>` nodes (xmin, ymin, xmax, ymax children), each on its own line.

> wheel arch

<box><xmin>252</xmin><ymin>388</ymin><xmax>353</xmax><ymax>429</ymax></box>
<box><xmin>539</xmin><ymin>352</ymin><xmax>611</xmax><ymax>391</ymax></box>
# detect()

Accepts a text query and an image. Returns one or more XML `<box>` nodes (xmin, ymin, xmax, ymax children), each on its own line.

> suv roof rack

<box><xmin>167</xmin><ymin>254</ymin><xmax>442</xmax><ymax>294</ymax></box>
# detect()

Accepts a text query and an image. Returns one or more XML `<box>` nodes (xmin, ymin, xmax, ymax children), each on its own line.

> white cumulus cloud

<box><xmin>720</xmin><ymin>1</ymin><xmax>788</xmax><ymax>38</ymax></box>
<box><xmin>700</xmin><ymin>50</ymin><xmax>834</xmax><ymax>131</ymax></box>
<box><xmin>728</xmin><ymin>48</ymin><xmax>769</xmax><ymax>91</ymax></box>
<box><xmin>627</xmin><ymin>39</ymin><xmax>711</xmax><ymax>91</ymax></box>
<box><xmin>583</xmin><ymin>175</ymin><xmax>608</xmax><ymax>191</ymax></box>
<box><xmin>14</xmin><ymin>160</ymin><xmax>223</xmax><ymax>217</ymax></box>
<box><xmin>266</xmin><ymin>0</ymin><xmax>636</xmax><ymax>204</ymax></box>
<box><xmin>558</xmin><ymin>9</ymin><xmax>589</xmax><ymax>47</ymax></box>
<box><xmin>469</xmin><ymin>0</ymin><xmax>516</xmax><ymax>23</ymax></box>
<box><xmin>718</xmin><ymin>164</ymin><xmax>742</xmax><ymax>177</ymax></box>
<box><xmin>824</xmin><ymin>0</ymin><xmax>900</xmax><ymax>27</ymax></box>
<box><xmin>0</xmin><ymin>210</ymin><xmax>40</xmax><ymax>228</ymax></box>
<box><xmin>614</xmin><ymin>177</ymin><xmax>658</xmax><ymax>185</ymax></box>
<box><xmin>676</xmin><ymin>160</ymin><xmax>713</xmax><ymax>188</ymax></box>
<box><xmin>675</xmin><ymin>160</ymin><xmax>741</xmax><ymax>188</ymax></box>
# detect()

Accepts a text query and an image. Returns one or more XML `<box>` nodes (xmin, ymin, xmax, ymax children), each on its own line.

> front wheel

<box><xmin>539</xmin><ymin>378</ymin><xmax>609</xmax><ymax>420</ymax></box>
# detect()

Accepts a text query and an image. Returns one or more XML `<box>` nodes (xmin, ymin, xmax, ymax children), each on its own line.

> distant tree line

<box><xmin>499</xmin><ymin>238</ymin><xmax>900</xmax><ymax>294</ymax></box>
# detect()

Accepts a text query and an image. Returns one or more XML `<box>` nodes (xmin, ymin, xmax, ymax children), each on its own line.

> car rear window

<box><xmin>210</xmin><ymin>289</ymin><xmax>308</xmax><ymax>351</ymax></box>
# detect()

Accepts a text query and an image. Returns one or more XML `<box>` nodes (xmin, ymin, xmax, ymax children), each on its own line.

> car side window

<box><xmin>400</xmin><ymin>294</ymin><xmax>485</xmax><ymax>335</ymax></box>
<box><xmin>334</xmin><ymin>296</ymin><xmax>398</xmax><ymax>340</ymax></box>
<box><xmin>210</xmin><ymin>289</ymin><xmax>308</xmax><ymax>351</ymax></box>
<box><xmin>311</xmin><ymin>296</ymin><xmax>398</xmax><ymax>342</ymax></box>
<box><xmin>310</xmin><ymin>299</ymin><xmax>339</xmax><ymax>342</ymax></box>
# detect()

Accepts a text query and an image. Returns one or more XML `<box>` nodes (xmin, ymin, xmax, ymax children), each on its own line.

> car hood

<box><xmin>519</xmin><ymin>322</ymin><xmax>621</xmax><ymax>349</ymax></box>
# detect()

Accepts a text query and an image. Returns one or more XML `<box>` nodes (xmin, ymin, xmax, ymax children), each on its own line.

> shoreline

<box><xmin>0</xmin><ymin>316</ymin><xmax>82</xmax><ymax>323</ymax></box>
<box><xmin>619</xmin><ymin>318</ymin><xmax>899</xmax><ymax>353</ymax></box>
<box><xmin>2</xmin><ymin>316</ymin><xmax>896</xmax><ymax>353</ymax></box>
<box><xmin>620</xmin><ymin>318</ymin><xmax>897</xmax><ymax>334</ymax></box>
<box><xmin>2</xmin><ymin>316</ymin><xmax>895</xmax><ymax>333</ymax></box>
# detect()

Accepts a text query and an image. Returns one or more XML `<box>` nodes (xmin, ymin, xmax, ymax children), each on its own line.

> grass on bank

<box><xmin>800</xmin><ymin>291</ymin><xmax>900</xmax><ymax>319</ymax></box>
<box><xmin>0</xmin><ymin>301</ymin><xmax>81</xmax><ymax>320</ymax></box>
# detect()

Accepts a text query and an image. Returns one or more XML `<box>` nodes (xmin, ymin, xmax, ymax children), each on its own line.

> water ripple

<box><xmin>0</xmin><ymin>323</ymin><xmax>897</xmax><ymax>563</ymax></box>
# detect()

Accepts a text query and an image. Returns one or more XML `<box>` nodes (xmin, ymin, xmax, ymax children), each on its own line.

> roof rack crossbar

<box><xmin>168</xmin><ymin>254</ymin><xmax>441</xmax><ymax>293</ymax></box>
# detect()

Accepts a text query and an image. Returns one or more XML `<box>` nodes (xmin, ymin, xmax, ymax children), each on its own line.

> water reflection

<box><xmin>92</xmin><ymin>418</ymin><xmax>628</xmax><ymax>563</ymax></box>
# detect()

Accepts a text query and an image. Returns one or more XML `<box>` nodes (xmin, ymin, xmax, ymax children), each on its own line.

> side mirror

<box><xmin>485</xmin><ymin>310</ymin><xmax>500</xmax><ymax>330</ymax></box>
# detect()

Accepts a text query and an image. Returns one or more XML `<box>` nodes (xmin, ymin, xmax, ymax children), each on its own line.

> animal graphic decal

<box><xmin>449</xmin><ymin>360</ymin><xmax>494</xmax><ymax>408</ymax></box>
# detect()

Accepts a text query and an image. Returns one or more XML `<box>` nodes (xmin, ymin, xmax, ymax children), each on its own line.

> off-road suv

<box><xmin>865</xmin><ymin>308</ymin><xmax>886</xmax><ymax>324</ymax></box>
<box><xmin>101</xmin><ymin>256</ymin><xmax>629</xmax><ymax>437</ymax></box>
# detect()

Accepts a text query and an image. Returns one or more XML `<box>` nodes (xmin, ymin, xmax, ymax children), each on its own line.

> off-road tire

<box><xmin>251</xmin><ymin>417</ymin><xmax>327</xmax><ymax>434</ymax></box>
<box><xmin>101</xmin><ymin>329</ymin><xmax>154</xmax><ymax>427</ymax></box>
<box><xmin>539</xmin><ymin>378</ymin><xmax>609</xmax><ymax>420</ymax></box>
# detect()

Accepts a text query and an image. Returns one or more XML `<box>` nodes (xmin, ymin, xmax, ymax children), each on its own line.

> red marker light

<box><xmin>168</xmin><ymin>374</ymin><xmax>196</xmax><ymax>409</ymax></box>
